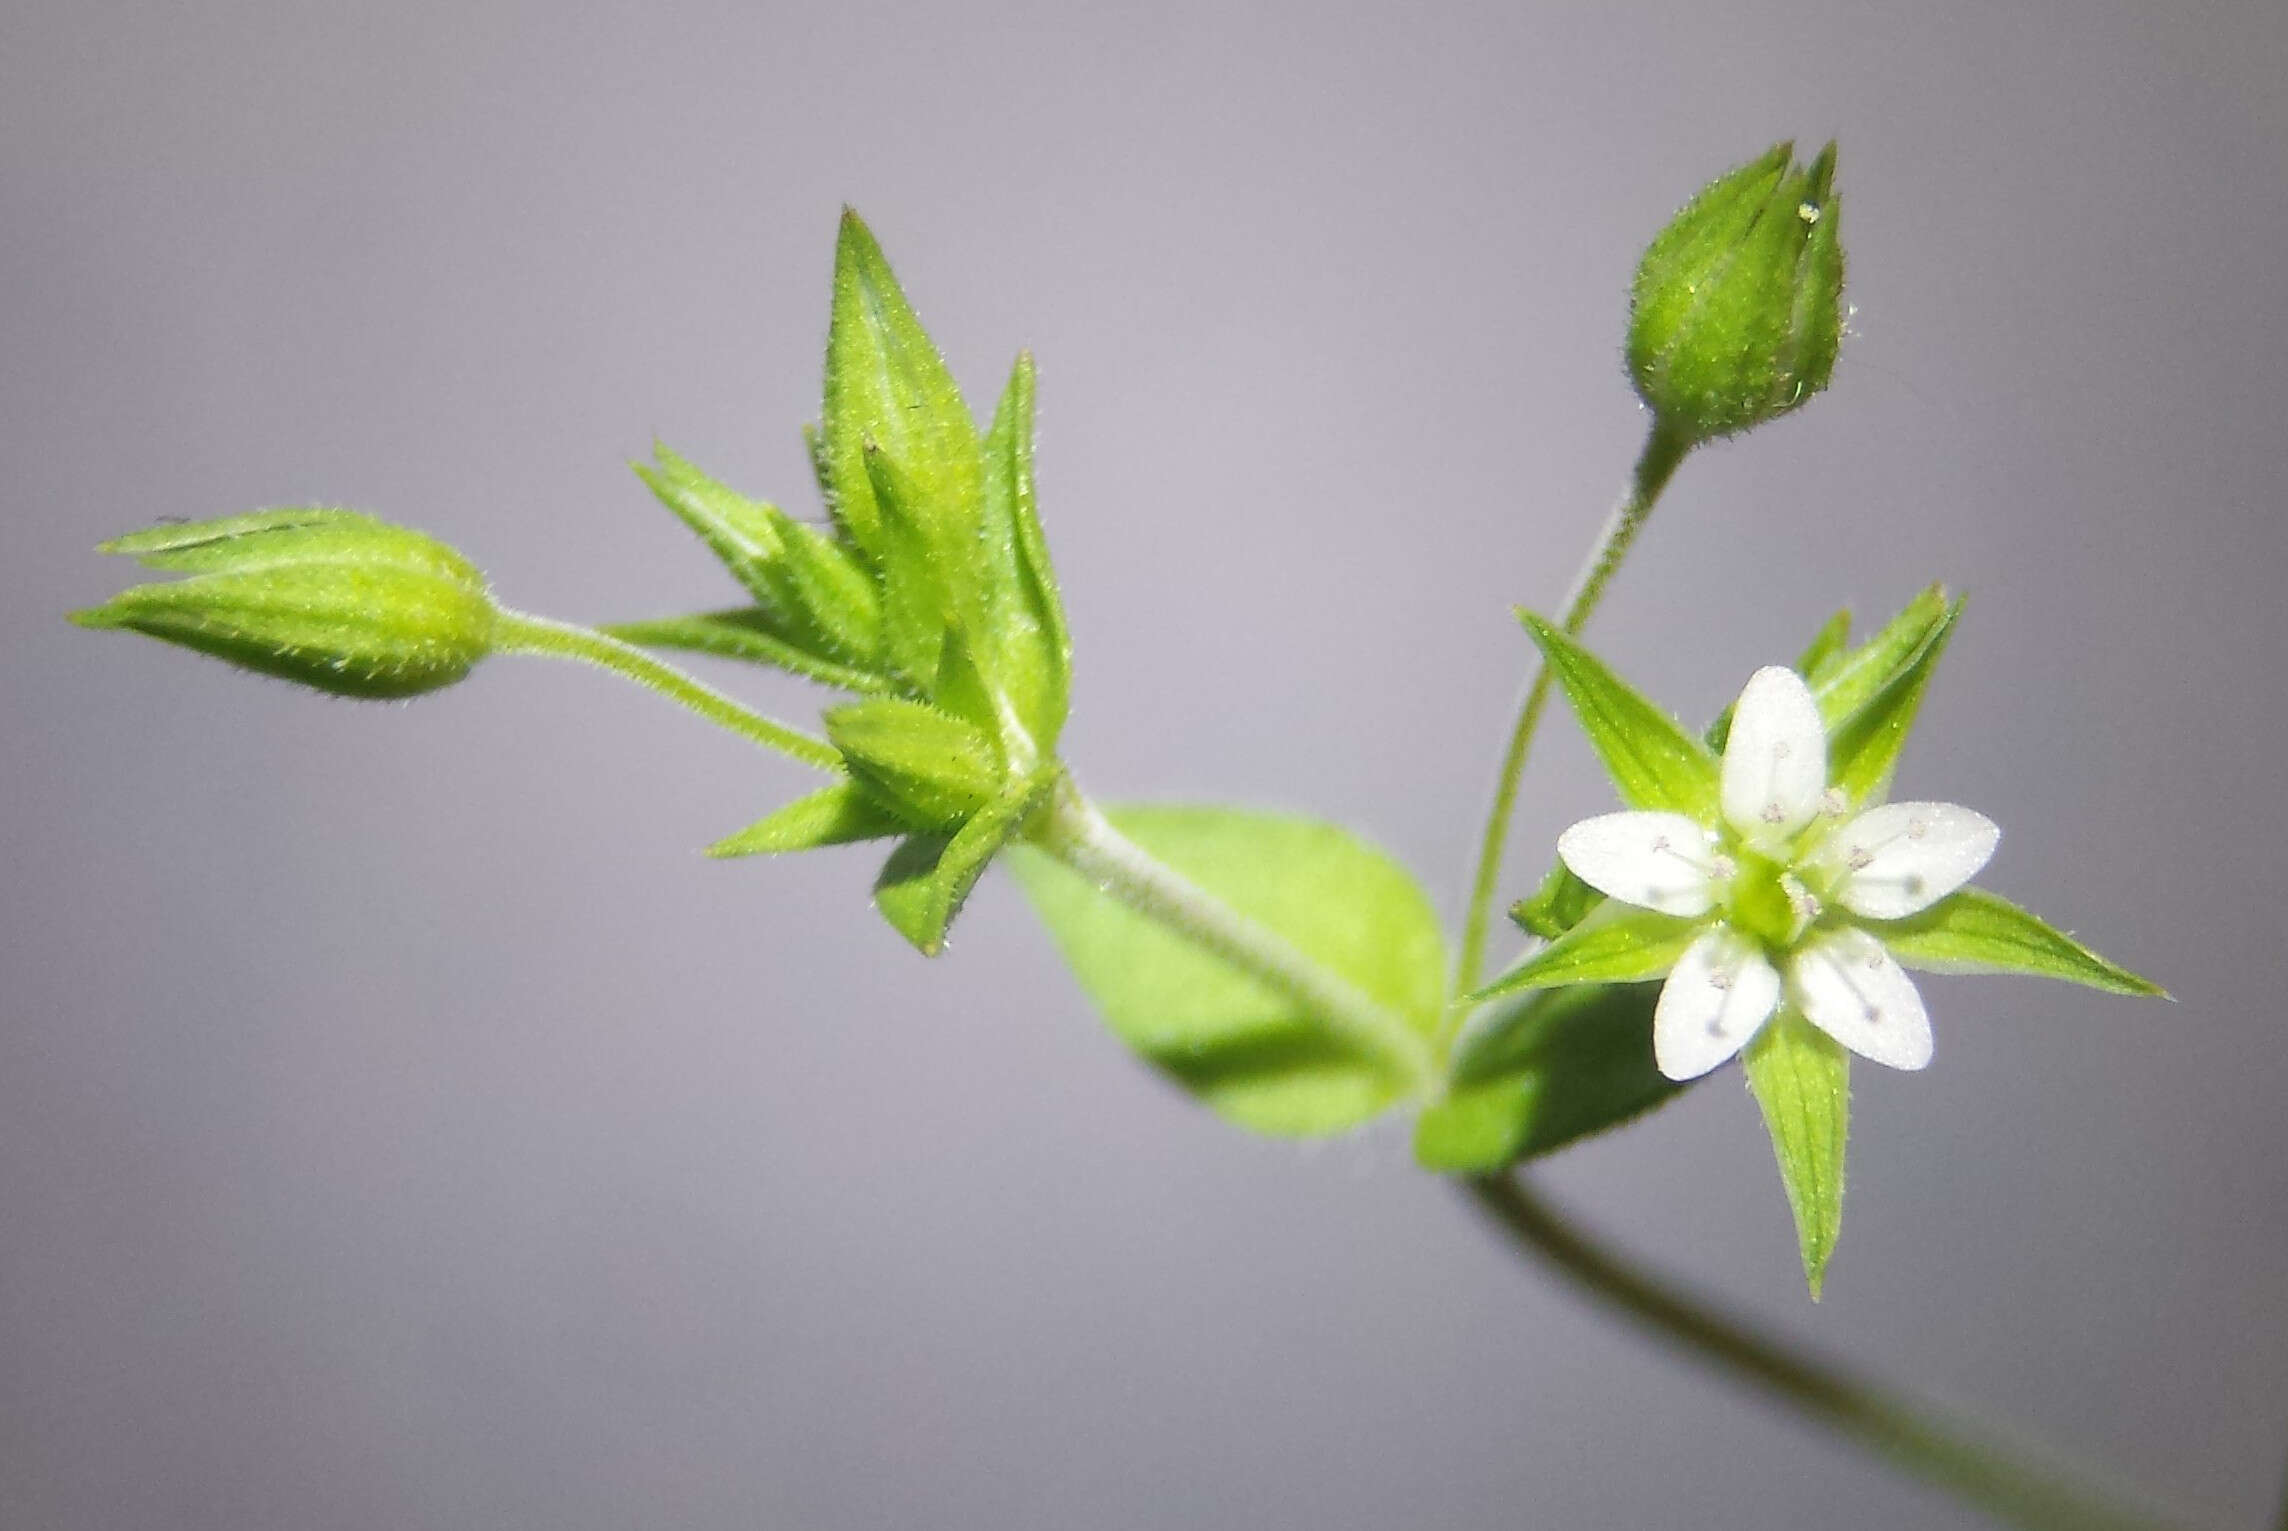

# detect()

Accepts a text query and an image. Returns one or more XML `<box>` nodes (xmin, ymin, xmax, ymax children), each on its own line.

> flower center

<box><xmin>1724</xmin><ymin>849</ymin><xmax>1802</xmax><ymax>948</ymax></box>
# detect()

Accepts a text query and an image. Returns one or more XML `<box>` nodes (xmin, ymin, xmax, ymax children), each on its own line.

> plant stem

<box><xmin>1452</xmin><ymin>421</ymin><xmax>1692</xmax><ymax>1001</ymax></box>
<box><xmin>492</xmin><ymin>609</ymin><xmax>842</xmax><ymax>771</ymax></box>
<box><xmin>1464</xmin><ymin>1172</ymin><xmax>2209</xmax><ymax>1531</ymax></box>
<box><xmin>1031</xmin><ymin>779</ymin><xmax>1437</xmax><ymax>1093</ymax></box>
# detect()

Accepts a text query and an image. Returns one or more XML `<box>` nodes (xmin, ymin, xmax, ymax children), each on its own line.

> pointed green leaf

<box><xmin>634</xmin><ymin>447</ymin><xmax>784</xmax><ymax>601</ymax></box>
<box><xmin>977</xmin><ymin>351</ymin><xmax>1071</xmax><ymax>753</ymax></box>
<box><xmin>1469</xmin><ymin>906</ymin><xmax>1705</xmax><ymax>1004</ymax></box>
<box><xmin>1872</xmin><ymin>887</ymin><xmax>2165</xmax><ymax>996</ymax></box>
<box><xmin>1510</xmin><ymin>859</ymin><xmax>1605</xmax><ymax>940</ymax></box>
<box><xmin>1810</xmin><ymin>584</ymin><xmax>1949</xmax><ymax>732</ymax></box>
<box><xmin>823</xmin><ymin>698</ymin><xmax>1003</xmax><ymax>830</ymax></box>
<box><xmin>1520</xmin><ymin>612</ymin><xmax>1720</xmax><ymax>819</ymax></box>
<box><xmin>1827</xmin><ymin>596</ymin><xmax>1964</xmax><ymax>805</ymax></box>
<box><xmin>604</xmin><ymin>609</ymin><xmax>899</xmax><ymax>695</ymax></box>
<box><xmin>636</xmin><ymin>446</ymin><xmax>885</xmax><ymax>667</ymax></box>
<box><xmin>1414</xmin><ymin>982</ymin><xmax>1677</xmax><ymax>1173</ymax></box>
<box><xmin>819</xmin><ymin>211</ymin><xmax>985</xmax><ymax>567</ymax></box>
<box><xmin>708</xmin><ymin>780</ymin><xmax>906</xmax><ymax>857</ymax></box>
<box><xmin>1011</xmin><ymin>806</ymin><xmax>1447</xmax><ymax>1138</ymax></box>
<box><xmin>1743</xmin><ymin>1008</ymin><xmax>1850</xmax><ymax>1298</ymax></box>
<box><xmin>872</xmin><ymin>769</ymin><xmax>1054</xmax><ymax>955</ymax></box>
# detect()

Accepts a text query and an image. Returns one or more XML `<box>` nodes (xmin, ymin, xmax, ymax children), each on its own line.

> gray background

<box><xmin>5</xmin><ymin>2</ymin><xmax>2284</xmax><ymax>1527</ymax></box>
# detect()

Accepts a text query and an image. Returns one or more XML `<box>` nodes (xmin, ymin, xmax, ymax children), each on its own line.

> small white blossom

<box><xmin>1556</xmin><ymin>666</ymin><xmax>1998</xmax><ymax>1082</ymax></box>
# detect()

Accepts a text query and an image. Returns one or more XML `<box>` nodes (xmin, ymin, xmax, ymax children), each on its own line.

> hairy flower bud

<box><xmin>1626</xmin><ymin>141</ymin><xmax>1845</xmax><ymax>444</ymax></box>
<box><xmin>73</xmin><ymin>509</ymin><xmax>497</xmax><ymax>698</ymax></box>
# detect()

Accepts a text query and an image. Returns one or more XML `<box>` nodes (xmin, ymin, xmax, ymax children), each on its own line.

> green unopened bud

<box><xmin>1626</xmin><ymin>141</ymin><xmax>1844</xmax><ymax>444</ymax></box>
<box><xmin>72</xmin><ymin>509</ymin><xmax>497</xmax><ymax>698</ymax></box>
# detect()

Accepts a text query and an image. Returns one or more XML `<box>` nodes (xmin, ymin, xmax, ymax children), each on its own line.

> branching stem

<box><xmin>1451</xmin><ymin>421</ymin><xmax>1692</xmax><ymax>1001</ymax></box>
<box><xmin>1031</xmin><ymin>779</ymin><xmax>1437</xmax><ymax>1094</ymax></box>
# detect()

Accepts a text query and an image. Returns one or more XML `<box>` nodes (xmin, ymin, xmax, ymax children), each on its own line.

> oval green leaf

<box><xmin>1011</xmin><ymin>805</ymin><xmax>1447</xmax><ymax>1137</ymax></box>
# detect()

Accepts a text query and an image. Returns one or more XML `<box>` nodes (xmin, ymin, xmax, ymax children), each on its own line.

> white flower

<box><xmin>1556</xmin><ymin>666</ymin><xmax>1999</xmax><ymax>1082</ymax></box>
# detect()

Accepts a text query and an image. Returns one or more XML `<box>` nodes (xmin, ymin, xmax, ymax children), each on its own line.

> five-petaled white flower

<box><xmin>1558</xmin><ymin>665</ymin><xmax>1999</xmax><ymax>1082</ymax></box>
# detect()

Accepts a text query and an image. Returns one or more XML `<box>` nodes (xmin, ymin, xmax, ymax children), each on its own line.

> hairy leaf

<box><xmin>1012</xmin><ymin>806</ymin><xmax>1446</xmax><ymax>1137</ymax></box>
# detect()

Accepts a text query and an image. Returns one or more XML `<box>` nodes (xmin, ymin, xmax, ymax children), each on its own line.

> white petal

<box><xmin>1827</xmin><ymin>802</ymin><xmax>2001</xmax><ymax>920</ymax></box>
<box><xmin>1786</xmin><ymin>928</ymin><xmax>1934</xmax><ymax>1071</ymax></box>
<box><xmin>1653</xmin><ymin>927</ymin><xmax>1781</xmax><ymax>1081</ymax></box>
<box><xmin>1557</xmin><ymin>811</ymin><xmax>1722</xmax><ymax>917</ymax></box>
<box><xmin>1721</xmin><ymin>666</ymin><xmax>1828</xmax><ymax>849</ymax></box>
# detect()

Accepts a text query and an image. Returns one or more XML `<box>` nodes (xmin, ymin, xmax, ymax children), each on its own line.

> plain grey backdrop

<box><xmin>5</xmin><ymin>2</ymin><xmax>2285</xmax><ymax>1528</ymax></box>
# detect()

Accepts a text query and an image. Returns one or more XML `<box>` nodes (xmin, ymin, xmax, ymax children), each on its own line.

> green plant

<box><xmin>76</xmin><ymin>147</ymin><xmax>2222</xmax><ymax>1531</ymax></box>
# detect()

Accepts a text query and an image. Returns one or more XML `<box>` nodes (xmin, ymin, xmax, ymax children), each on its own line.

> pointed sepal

<box><xmin>1519</xmin><ymin>612</ymin><xmax>1721</xmax><ymax>819</ymax></box>
<box><xmin>819</xmin><ymin>211</ymin><xmax>985</xmax><ymax>565</ymax></box>
<box><xmin>823</xmin><ymin>697</ymin><xmax>1003</xmax><ymax>831</ymax></box>
<box><xmin>708</xmin><ymin>780</ymin><xmax>907</xmax><ymax>857</ymax></box>
<box><xmin>872</xmin><ymin>767</ymin><xmax>1056</xmax><ymax>955</ymax></box>
<box><xmin>1469</xmin><ymin>905</ymin><xmax>1704</xmax><ymax>1004</ymax></box>
<box><xmin>1743</xmin><ymin>1007</ymin><xmax>1850</xmax><ymax>1298</ymax></box>
<box><xmin>1872</xmin><ymin>888</ymin><xmax>2165</xmax><ymax>996</ymax></box>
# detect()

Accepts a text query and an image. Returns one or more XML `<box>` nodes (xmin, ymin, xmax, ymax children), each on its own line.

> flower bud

<box><xmin>1626</xmin><ymin>141</ymin><xmax>1844</xmax><ymax>444</ymax></box>
<box><xmin>72</xmin><ymin>509</ymin><xmax>497</xmax><ymax>698</ymax></box>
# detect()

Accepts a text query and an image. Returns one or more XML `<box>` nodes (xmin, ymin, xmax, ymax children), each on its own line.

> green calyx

<box><xmin>623</xmin><ymin>212</ymin><xmax>1077</xmax><ymax>955</ymax></box>
<box><xmin>72</xmin><ymin>509</ymin><xmax>498</xmax><ymax>699</ymax></box>
<box><xmin>1627</xmin><ymin>140</ymin><xmax>1845</xmax><ymax>444</ymax></box>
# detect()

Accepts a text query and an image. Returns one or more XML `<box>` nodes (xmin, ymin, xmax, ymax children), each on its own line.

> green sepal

<box><xmin>1011</xmin><ymin>805</ymin><xmax>1447</xmax><ymax>1138</ymax></box>
<box><xmin>708</xmin><ymin>779</ymin><xmax>907</xmax><ymax>857</ymax></box>
<box><xmin>1808</xmin><ymin>585</ymin><xmax>1950</xmax><ymax>733</ymax></box>
<box><xmin>1520</xmin><ymin>612</ymin><xmax>1720</xmax><ymax>820</ymax></box>
<box><xmin>823</xmin><ymin>698</ymin><xmax>1003</xmax><ymax>830</ymax></box>
<box><xmin>931</xmin><ymin>623</ymin><xmax>1006</xmax><ymax>742</ymax></box>
<box><xmin>819</xmin><ymin>211</ymin><xmax>985</xmax><ymax>566</ymax></box>
<box><xmin>977</xmin><ymin>351</ymin><xmax>1072</xmax><ymax>754</ymax></box>
<box><xmin>604</xmin><ymin>609</ymin><xmax>899</xmax><ymax>696</ymax></box>
<box><xmin>1827</xmin><ymin>595</ymin><xmax>1964</xmax><ymax>806</ymax></box>
<box><xmin>1796</xmin><ymin>607</ymin><xmax>1854</xmax><ymax>685</ymax></box>
<box><xmin>863</xmin><ymin>442</ymin><xmax>961</xmax><ymax>687</ymax></box>
<box><xmin>633</xmin><ymin>446</ymin><xmax>784</xmax><ymax>602</ymax></box>
<box><xmin>1469</xmin><ymin>906</ymin><xmax>1705</xmax><ymax>1004</ymax></box>
<box><xmin>760</xmin><ymin>507</ymin><xmax>884</xmax><ymax>666</ymax></box>
<box><xmin>635</xmin><ymin>446</ymin><xmax>884</xmax><ymax>668</ymax></box>
<box><xmin>1872</xmin><ymin>888</ymin><xmax>2165</xmax><ymax>996</ymax></box>
<box><xmin>1414</xmin><ymin>983</ymin><xmax>1677</xmax><ymax>1173</ymax></box>
<box><xmin>872</xmin><ymin>768</ymin><xmax>1056</xmax><ymax>955</ymax></box>
<box><xmin>1743</xmin><ymin>1008</ymin><xmax>1850</xmax><ymax>1298</ymax></box>
<box><xmin>1510</xmin><ymin>859</ymin><xmax>1604</xmax><ymax>940</ymax></box>
<box><xmin>75</xmin><ymin>509</ymin><xmax>496</xmax><ymax>700</ymax></box>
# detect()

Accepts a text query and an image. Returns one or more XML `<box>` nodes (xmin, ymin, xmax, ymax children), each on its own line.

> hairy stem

<box><xmin>1032</xmin><ymin>780</ymin><xmax>1437</xmax><ymax>1093</ymax></box>
<box><xmin>1465</xmin><ymin>1172</ymin><xmax>2209</xmax><ymax>1531</ymax></box>
<box><xmin>1452</xmin><ymin>422</ymin><xmax>1692</xmax><ymax>1000</ymax></box>
<box><xmin>492</xmin><ymin>609</ymin><xmax>842</xmax><ymax>771</ymax></box>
